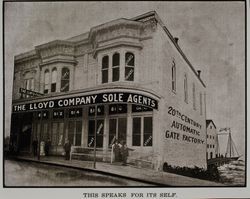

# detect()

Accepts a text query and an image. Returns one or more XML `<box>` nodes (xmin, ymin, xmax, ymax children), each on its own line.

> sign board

<box><xmin>12</xmin><ymin>92</ymin><xmax>158</xmax><ymax>112</ymax></box>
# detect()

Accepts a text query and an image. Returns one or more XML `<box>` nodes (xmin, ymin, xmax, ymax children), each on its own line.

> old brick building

<box><xmin>11</xmin><ymin>11</ymin><xmax>207</xmax><ymax>170</ymax></box>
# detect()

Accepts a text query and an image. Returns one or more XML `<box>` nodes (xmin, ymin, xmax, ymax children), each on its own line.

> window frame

<box><xmin>171</xmin><ymin>59</ymin><xmax>176</xmax><ymax>93</ymax></box>
<box><xmin>101</xmin><ymin>55</ymin><xmax>109</xmax><ymax>84</ymax></box>
<box><xmin>112</xmin><ymin>53</ymin><xmax>120</xmax><ymax>82</ymax></box>
<box><xmin>125</xmin><ymin>52</ymin><xmax>135</xmax><ymax>81</ymax></box>
<box><xmin>61</xmin><ymin>67</ymin><xmax>70</xmax><ymax>92</ymax></box>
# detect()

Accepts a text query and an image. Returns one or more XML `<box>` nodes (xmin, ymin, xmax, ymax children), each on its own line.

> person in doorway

<box><xmin>44</xmin><ymin>138</ymin><xmax>51</xmax><ymax>156</ymax></box>
<box><xmin>120</xmin><ymin>140</ymin><xmax>129</xmax><ymax>166</ymax></box>
<box><xmin>32</xmin><ymin>138</ymin><xmax>38</xmax><ymax>156</ymax></box>
<box><xmin>112</xmin><ymin>139</ymin><xmax>121</xmax><ymax>163</ymax></box>
<box><xmin>64</xmin><ymin>139</ymin><xmax>72</xmax><ymax>160</ymax></box>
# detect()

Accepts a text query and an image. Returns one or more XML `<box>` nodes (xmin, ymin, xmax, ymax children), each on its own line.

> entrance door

<box><xmin>68</xmin><ymin>121</ymin><xmax>82</xmax><ymax>146</ymax></box>
<box><xmin>51</xmin><ymin>122</ymin><xmax>64</xmax><ymax>153</ymax></box>
<box><xmin>109</xmin><ymin>118</ymin><xmax>127</xmax><ymax>146</ymax></box>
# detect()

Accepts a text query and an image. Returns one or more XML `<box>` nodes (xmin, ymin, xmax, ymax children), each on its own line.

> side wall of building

<box><xmin>153</xmin><ymin>24</ymin><xmax>207</xmax><ymax>169</ymax></box>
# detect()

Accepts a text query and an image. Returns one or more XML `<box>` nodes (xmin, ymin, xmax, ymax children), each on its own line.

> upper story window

<box><xmin>200</xmin><ymin>92</ymin><xmax>203</xmax><ymax>115</ymax></box>
<box><xmin>102</xmin><ymin>56</ymin><xmax>109</xmax><ymax>83</ymax></box>
<box><xmin>184</xmin><ymin>74</ymin><xmax>188</xmax><ymax>103</ymax></box>
<box><xmin>192</xmin><ymin>83</ymin><xmax>196</xmax><ymax>110</ymax></box>
<box><xmin>125</xmin><ymin>52</ymin><xmax>134</xmax><ymax>81</ymax></box>
<box><xmin>61</xmin><ymin>67</ymin><xmax>70</xmax><ymax>92</ymax></box>
<box><xmin>112</xmin><ymin>53</ymin><xmax>120</xmax><ymax>82</ymax></box>
<box><xmin>51</xmin><ymin>68</ymin><xmax>57</xmax><ymax>93</ymax></box>
<box><xmin>44</xmin><ymin>69</ymin><xmax>50</xmax><ymax>94</ymax></box>
<box><xmin>24</xmin><ymin>73</ymin><xmax>34</xmax><ymax>91</ymax></box>
<box><xmin>171</xmin><ymin>60</ymin><xmax>176</xmax><ymax>92</ymax></box>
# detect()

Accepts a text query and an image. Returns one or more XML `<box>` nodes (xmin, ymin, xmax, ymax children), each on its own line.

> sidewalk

<box><xmin>13</xmin><ymin>155</ymin><xmax>224</xmax><ymax>186</ymax></box>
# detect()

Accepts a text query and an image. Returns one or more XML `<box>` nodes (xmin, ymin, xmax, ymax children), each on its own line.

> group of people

<box><xmin>32</xmin><ymin>138</ymin><xmax>51</xmax><ymax>157</ymax></box>
<box><xmin>112</xmin><ymin>140</ymin><xmax>129</xmax><ymax>166</ymax></box>
<box><xmin>32</xmin><ymin>137</ymin><xmax>129</xmax><ymax>165</ymax></box>
<box><xmin>32</xmin><ymin>138</ymin><xmax>71</xmax><ymax>160</ymax></box>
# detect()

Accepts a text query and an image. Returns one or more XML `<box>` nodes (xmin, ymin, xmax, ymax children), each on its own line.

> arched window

<box><xmin>61</xmin><ymin>67</ymin><xmax>70</xmax><ymax>92</ymax></box>
<box><xmin>44</xmin><ymin>69</ymin><xmax>50</xmax><ymax>94</ymax></box>
<box><xmin>171</xmin><ymin>60</ymin><xmax>176</xmax><ymax>92</ymax></box>
<box><xmin>192</xmin><ymin>83</ymin><xmax>196</xmax><ymax>110</ymax></box>
<box><xmin>184</xmin><ymin>74</ymin><xmax>188</xmax><ymax>103</ymax></box>
<box><xmin>112</xmin><ymin>53</ymin><xmax>120</xmax><ymax>82</ymax></box>
<box><xmin>102</xmin><ymin>56</ymin><xmax>109</xmax><ymax>83</ymax></box>
<box><xmin>51</xmin><ymin>68</ymin><xmax>57</xmax><ymax>92</ymax></box>
<box><xmin>125</xmin><ymin>52</ymin><xmax>135</xmax><ymax>81</ymax></box>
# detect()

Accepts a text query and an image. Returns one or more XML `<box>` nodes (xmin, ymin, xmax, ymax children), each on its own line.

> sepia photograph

<box><xmin>1</xmin><ymin>0</ymin><xmax>248</xmax><ymax>198</ymax></box>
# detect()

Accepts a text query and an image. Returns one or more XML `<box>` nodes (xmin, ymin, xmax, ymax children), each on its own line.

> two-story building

<box><xmin>10</xmin><ymin>11</ymin><xmax>207</xmax><ymax>170</ymax></box>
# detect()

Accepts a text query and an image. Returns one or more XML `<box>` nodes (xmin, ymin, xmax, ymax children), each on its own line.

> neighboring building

<box><xmin>206</xmin><ymin>120</ymin><xmax>218</xmax><ymax>159</ymax></box>
<box><xmin>10</xmin><ymin>11</ymin><xmax>207</xmax><ymax>170</ymax></box>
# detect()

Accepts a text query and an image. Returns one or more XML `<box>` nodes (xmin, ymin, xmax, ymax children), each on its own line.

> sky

<box><xmin>4</xmin><ymin>1</ymin><xmax>245</xmax><ymax>156</ymax></box>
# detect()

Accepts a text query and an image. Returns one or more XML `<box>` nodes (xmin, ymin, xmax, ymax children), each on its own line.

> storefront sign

<box><xmin>53</xmin><ymin>110</ymin><xmax>64</xmax><ymax>119</ymax></box>
<box><xmin>69</xmin><ymin>108</ymin><xmax>82</xmax><ymax>118</ymax></box>
<box><xmin>13</xmin><ymin>92</ymin><xmax>158</xmax><ymax>112</ymax></box>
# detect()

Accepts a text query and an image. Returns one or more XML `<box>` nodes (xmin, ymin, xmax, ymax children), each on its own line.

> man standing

<box><xmin>64</xmin><ymin>139</ymin><xmax>71</xmax><ymax>160</ymax></box>
<box><xmin>32</xmin><ymin>138</ymin><xmax>38</xmax><ymax>156</ymax></box>
<box><xmin>120</xmin><ymin>141</ymin><xmax>129</xmax><ymax>166</ymax></box>
<box><xmin>44</xmin><ymin>138</ymin><xmax>51</xmax><ymax>156</ymax></box>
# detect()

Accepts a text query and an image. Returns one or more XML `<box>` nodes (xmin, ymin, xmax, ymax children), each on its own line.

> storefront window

<box><xmin>143</xmin><ymin>117</ymin><xmax>153</xmax><ymax>146</ymax></box>
<box><xmin>132</xmin><ymin>116</ymin><xmax>153</xmax><ymax>147</ymax></box>
<box><xmin>132</xmin><ymin>117</ymin><xmax>141</xmax><ymax>146</ymax></box>
<box><xmin>102</xmin><ymin>56</ymin><xmax>109</xmax><ymax>83</ymax></box>
<box><xmin>88</xmin><ymin>119</ymin><xmax>104</xmax><ymax>148</ymax></box>
<box><xmin>112</xmin><ymin>53</ymin><xmax>120</xmax><ymax>82</ymax></box>
<box><xmin>61</xmin><ymin>67</ymin><xmax>70</xmax><ymax>92</ymax></box>
<box><xmin>125</xmin><ymin>52</ymin><xmax>134</xmax><ymax>81</ymax></box>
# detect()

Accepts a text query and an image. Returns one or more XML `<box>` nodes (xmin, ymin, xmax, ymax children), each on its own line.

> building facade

<box><xmin>10</xmin><ymin>11</ymin><xmax>207</xmax><ymax>170</ymax></box>
<box><xmin>206</xmin><ymin>120</ymin><xmax>218</xmax><ymax>159</ymax></box>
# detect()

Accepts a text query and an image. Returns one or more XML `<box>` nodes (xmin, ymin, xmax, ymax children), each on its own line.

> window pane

<box><xmin>112</xmin><ymin>53</ymin><xmax>120</xmax><ymax>66</ymax></box>
<box><xmin>51</xmin><ymin>83</ymin><xmax>56</xmax><ymax>92</ymax></box>
<box><xmin>96</xmin><ymin>120</ymin><xmax>104</xmax><ymax>148</ymax></box>
<box><xmin>61</xmin><ymin>68</ymin><xmax>70</xmax><ymax>92</ymax></box>
<box><xmin>102</xmin><ymin>56</ymin><xmax>109</xmax><ymax>69</ymax></box>
<box><xmin>88</xmin><ymin>120</ymin><xmax>95</xmax><ymax>147</ymax></box>
<box><xmin>125</xmin><ymin>52</ymin><xmax>134</xmax><ymax>66</ymax></box>
<box><xmin>132</xmin><ymin>117</ymin><xmax>141</xmax><ymax>146</ymax></box>
<box><xmin>109</xmin><ymin>119</ymin><xmax>117</xmax><ymax>146</ymax></box>
<box><xmin>102</xmin><ymin>69</ymin><xmax>108</xmax><ymax>83</ymax></box>
<box><xmin>112</xmin><ymin>67</ymin><xmax>119</xmax><ymax>82</ymax></box>
<box><xmin>125</xmin><ymin>67</ymin><xmax>134</xmax><ymax>81</ymax></box>
<box><xmin>52</xmin><ymin>69</ymin><xmax>57</xmax><ymax>83</ymax></box>
<box><xmin>143</xmin><ymin>117</ymin><xmax>152</xmax><ymax>146</ymax></box>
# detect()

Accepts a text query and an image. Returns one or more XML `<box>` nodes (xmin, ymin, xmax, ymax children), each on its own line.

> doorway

<box><xmin>51</xmin><ymin>122</ymin><xmax>64</xmax><ymax>153</ymax></box>
<box><xmin>109</xmin><ymin>117</ymin><xmax>127</xmax><ymax>147</ymax></box>
<box><xmin>68</xmin><ymin>120</ymin><xmax>82</xmax><ymax>146</ymax></box>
